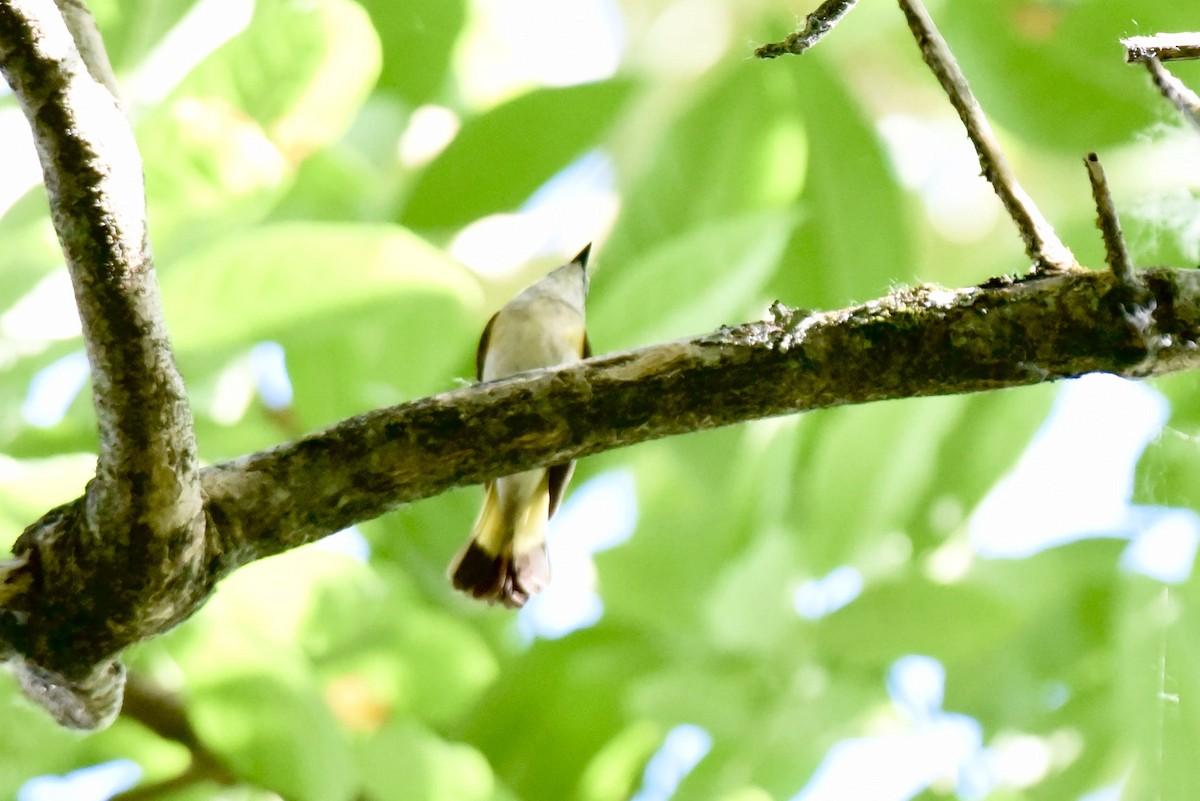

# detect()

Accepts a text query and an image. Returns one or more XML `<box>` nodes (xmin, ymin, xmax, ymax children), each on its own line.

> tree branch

<box><xmin>50</xmin><ymin>0</ymin><xmax>119</xmax><ymax>95</ymax></box>
<box><xmin>1123</xmin><ymin>32</ymin><xmax>1200</xmax><ymax>64</ymax></box>
<box><xmin>2</xmin><ymin>0</ymin><xmax>1198</xmax><ymax>735</ymax></box>
<box><xmin>1084</xmin><ymin>153</ymin><xmax>1136</xmax><ymax>288</ymax></box>
<box><xmin>0</xmin><ymin>0</ymin><xmax>204</xmax><ymax>728</ymax></box>
<box><xmin>754</xmin><ymin>0</ymin><xmax>860</xmax><ymax>58</ymax></box>
<box><xmin>1140</xmin><ymin>56</ymin><xmax>1200</xmax><ymax>134</ymax></box>
<box><xmin>896</xmin><ymin>0</ymin><xmax>1079</xmax><ymax>276</ymax></box>
<box><xmin>5</xmin><ymin>264</ymin><xmax>1200</xmax><ymax>725</ymax></box>
<box><xmin>110</xmin><ymin>674</ymin><xmax>238</xmax><ymax>800</ymax></box>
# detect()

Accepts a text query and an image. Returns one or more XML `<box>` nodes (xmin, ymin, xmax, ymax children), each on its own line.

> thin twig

<box><xmin>108</xmin><ymin>764</ymin><xmax>219</xmax><ymax>801</ymax></box>
<box><xmin>755</xmin><ymin>0</ymin><xmax>860</xmax><ymax>58</ymax></box>
<box><xmin>120</xmin><ymin>674</ymin><xmax>219</xmax><ymax>759</ymax></box>
<box><xmin>1123</xmin><ymin>33</ymin><xmax>1200</xmax><ymax>64</ymax></box>
<box><xmin>896</xmin><ymin>0</ymin><xmax>1078</xmax><ymax>275</ymax></box>
<box><xmin>1084</xmin><ymin>153</ymin><xmax>1136</xmax><ymax>288</ymax></box>
<box><xmin>51</xmin><ymin>0</ymin><xmax>119</xmax><ymax>95</ymax></box>
<box><xmin>111</xmin><ymin>674</ymin><xmax>239</xmax><ymax>801</ymax></box>
<box><xmin>1141</xmin><ymin>56</ymin><xmax>1200</xmax><ymax>134</ymax></box>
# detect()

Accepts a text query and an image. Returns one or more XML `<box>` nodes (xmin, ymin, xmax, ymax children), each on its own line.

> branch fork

<box><xmin>0</xmin><ymin>0</ymin><xmax>1197</xmax><ymax>740</ymax></box>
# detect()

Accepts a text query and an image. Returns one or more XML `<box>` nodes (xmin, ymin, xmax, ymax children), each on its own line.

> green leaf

<box><xmin>1119</xmin><ymin>577</ymin><xmax>1200</xmax><ymax>801</ymax></box>
<box><xmin>159</xmin><ymin>222</ymin><xmax>482</xmax><ymax>353</ymax></box>
<box><xmin>939</xmin><ymin>0</ymin><xmax>1200</xmax><ymax>152</ymax></box>
<box><xmin>578</xmin><ymin>721</ymin><xmax>663</xmax><ymax>801</ymax></box>
<box><xmin>0</xmin><ymin>454</ymin><xmax>94</xmax><ymax>549</ymax></box>
<box><xmin>950</xmin><ymin>540</ymin><xmax>1125</xmax><ymax>730</ymax></box>
<box><xmin>0</xmin><ymin>674</ymin><xmax>89</xmax><ymax>800</ymax></box>
<box><xmin>704</xmin><ymin>530</ymin><xmax>799</xmax><ymax>654</ymax></box>
<box><xmin>0</xmin><ymin>190</ymin><xmax>68</xmax><ymax>305</ymax></box>
<box><xmin>461</xmin><ymin>629</ymin><xmax>659</xmax><ymax>801</ymax></box>
<box><xmin>277</xmin><ymin>288</ymin><xmax>478</xmax><ymax>427</ymax></box>
<box><xmin>814</xmin><ymin>576</ymin><xmax>1019</xmax><ymax>667</ymax></box>
<box><xmin>91</xmin><ymin>0</ymin><xmax>199</xmax><ymax>72</ymax></box>
<box><xmin>139</xmin><ymin>98</ymin><xmax>291</xmax><ymax>264</ymax></box>
<box><xmin>268</xmin><ymin>139</ymin><xmax>389</xmax><ymax>224</ymax></box>
<box><xmin>176</xmin><ymin>552</ymin><xmax>369</xmax><ymax>801</ymax></box>
<box><xmin>190</xmin><ymin>671</ymin><xmax>358</xmax><ymax>801</ymax></box>
<box><xmin>599</xmin><ymin>426</ymin><xmax>753</xmax><ymax>634</ymax></box>
<box><xmin>173</xmin><ymin>0</ymin><xmax>381</xmax><ymax>159</ymax></box>
<box><xmin>400</xmin><ymin>80</ymin><xmax>635</xmax><ymax>229</ymax></box>
<box><xmin>0</xmin><ymin>340</ymin><xmax>101</xmax><ymax>461</ymax></box>
<box><xmin>769</xmin><ymin>56</ymin><xmax>910</xmax><ymax>310</ymax></box>
<box><xmin>359</xmin><ymin>719</ymin><xmax>494</xmax><ymax>801</ymax></box>
<box><xmin>589</xmin><ymin>210</ymin><xmax>798</xmax><ymax>351</ymax></box>
<box><xmin>603</xmin><ymin>61</ymin><xmax>806</xmax><ymax>271</ymax></box>
<box><xmin>308</xmin><ymin>580</ymin><xmax>501</xmax><ymax>726</ymax></box>
<box><xmin>913</xmin><ymin>385</ymin><xmax>1056</xmax><ymax>549</ymax></box>
<box><xmin>790</xmin><ymin>395</ymin><xmax>970</xmax><ymax>572</ymax></box>
<box><xmin>1139</xmin><ymin>371</ymin><xmax>1200</xmax><ymax>512</ymax></box>
<box><xmin>359</xmin><ymin>0</ymin><xmax>466</xmax><ymax>104</ymax></box>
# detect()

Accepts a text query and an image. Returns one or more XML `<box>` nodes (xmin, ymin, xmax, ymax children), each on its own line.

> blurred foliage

<box><xmin>0</xmin><ymin>0</ymin><xmax>1199</xmax><ymax>800</ymax></box>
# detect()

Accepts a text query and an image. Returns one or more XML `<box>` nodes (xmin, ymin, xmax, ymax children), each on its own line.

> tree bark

<box><xmin>2</xmin><ymin>0</ymin><xmax>1200</xmax><ymax>731</ymax></box>
<box><xmin>0</xmin><ymin>0</ymin><xmax>204</xmax><ymax>729</ymax></box>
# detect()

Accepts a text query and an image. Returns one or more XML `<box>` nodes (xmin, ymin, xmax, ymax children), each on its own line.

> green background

<box><xmin>2</xmin><ymin>0</ymin><xmax>1200</xmax><ymax>799</ymax></box>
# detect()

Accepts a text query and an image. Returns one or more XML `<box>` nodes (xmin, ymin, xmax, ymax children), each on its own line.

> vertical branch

<box><xmin>897</xmin><ymin>0</ymin><xmax>1078</xmax><ymax>275</ymax></box>
<box><xmin>0</xmin><ymin>0</ymin><xmax>201</xmax><ymax>532</ymax></box>
<box><xmin>0</xmin><ymin>0</ymin><xmax>207</xmax><ymax>728</ymax></box>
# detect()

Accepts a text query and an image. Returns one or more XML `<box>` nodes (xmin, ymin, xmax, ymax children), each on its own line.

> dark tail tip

<box><xmin>450</xmin><ymin>540</ymin><xmax>505</xmax><ymax>600</ymax></box>
<box><xmin>449</xmin><ymin>540</ymin><xmax>549</xmax><ymax>609</ymax></box>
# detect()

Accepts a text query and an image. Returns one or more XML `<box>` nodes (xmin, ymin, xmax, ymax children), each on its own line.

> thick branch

<box><xmin>199</xmin><ymin>269</ymin><xmax>1192</xmax><ymax>565</ymax></box>
<box><xmin>0</xmin><ymin>0</ymin><xmax>203</xmax><ymax>726</ymax></box>
<box><xmin>4</xmin><ymin>264</ymin><xmax>1200</xmax><ymax>725</ymax></box>
<box><xmin>896</xmin><ymin>0</ymin><xmax>1078</xmax><ymax>275</ymax></box>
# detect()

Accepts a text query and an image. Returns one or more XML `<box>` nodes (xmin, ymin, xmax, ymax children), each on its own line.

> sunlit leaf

<box><xmin>173</xmin><ymin>0</ymin><xmax>381</xmax><ymax>160</ymax></box>
<box><xmin>400</xmin><ymin>80</ymin><xmax>635</xmax><ymax>229</ymax></box>
<box><xmin>91</xmin><ymin>0</ymin><xmax>199</xmax><ymax>72</ymax></box>
<box><xmin>190</xmin><ymin>671</ymin><xmax>358</xmax><ymax>801</ymax></box>
<box><xmin>814</xmin><ymin>576</ymin><xmax>1019</xmax><ymax>667</ymax></box>
<box><xmin>359</xmin><ymin>719</ymin><xmax>494</xmax><ymax>801</ymax></box>
<box><xmin>770</xmin><ymin>56</ymin><xmax>910</xmax><ymax>310</ymax></box>
<box><xmin>140</xmin><ymin>98</ymin><xmax>291</xmax><ymax>264</ymax></box>
<box><xmin>603</xmin><ymin>61</ymin><xmax>806</xmax><ymax>271</ymax></box>
<box><xmin>359</xmin><ymin>0</ymin><xmax>466</xmax><ymax>104</ymax></box>
<box><xmin>461</xmin><ymin>630</ymin><xmax>658</xmax><ymax>801</ymax></box>
<box><xmin>159</xmin><ymin>222</ymin><xmax>481</xmax><ymax>352</ymax></box>
<box><xmin>940</xmin><ymin>0</ymin><xmax>1200</xmax><ymax>152</ymax></box>
<box><xmin>589</xmin><ymin>210</ymin><xmax>797</xmax><ymax>351</ymax></box>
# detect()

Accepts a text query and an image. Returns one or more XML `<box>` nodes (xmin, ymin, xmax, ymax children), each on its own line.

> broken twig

<box><xmin>1084</xmin><ymin>153</ymin><xmax>1136</xmax><ymax>288</ymax></box>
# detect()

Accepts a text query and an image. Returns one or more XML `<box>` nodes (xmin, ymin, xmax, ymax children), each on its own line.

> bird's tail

<box><xmin>449</xmin><ymin>479</ymin><xmax>550</xmax><ymax>608</ymax></box>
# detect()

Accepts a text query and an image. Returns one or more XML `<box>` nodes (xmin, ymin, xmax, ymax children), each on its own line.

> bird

<box><xmin>448</xmin><ymin>244</ymin><xmax>592</xmax><ymax>607</ymax></box>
